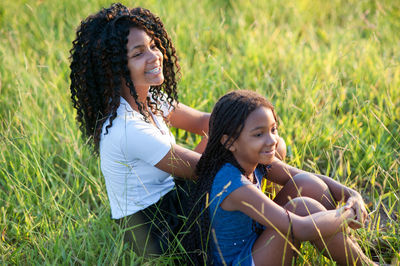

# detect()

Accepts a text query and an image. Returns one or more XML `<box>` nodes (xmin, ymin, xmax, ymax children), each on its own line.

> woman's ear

<box><xmin>220</xmin><ymin>135</ymin><xmax>236</xmax><ymax>152</ymax></box>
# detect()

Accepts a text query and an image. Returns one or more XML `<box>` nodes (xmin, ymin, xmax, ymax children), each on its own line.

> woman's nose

<box><xmin>147</xmin><ymin>49</ymin><xmax>161</xmax><ymax>63</ymax></box>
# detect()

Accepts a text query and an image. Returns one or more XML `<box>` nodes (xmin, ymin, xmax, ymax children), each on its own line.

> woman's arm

<box><xmin>168</xmin><ymin>103</ymin><xmax>210</xmax><ymax>135</ymax></box>
<box><xmin>155</xmin><ymin>144</ymin><xmax>201</xmax><ymax>180</ymax></box>
<box><xmin>154</xmin><ymin>103</ymin><xmax>209</xmax><ymax>178</ymax></box>
<box><xmin>275</xmin><ymin>136</ymin><xmax>287</xmax><ymax>161</ymax></box>
<box><xmin>168</xmin><ymin>103</ymin><xmax>210</xmax><ymax>153</ymax></box>
<box><xmin>221</xmin><ymin>184</ymin><xmax>356</xmax><ymax>241</ymax></box>
<box><xmin>169</xmin><ymin>103</ymin><xmax>288</xmax><ymax>157</ymax></box>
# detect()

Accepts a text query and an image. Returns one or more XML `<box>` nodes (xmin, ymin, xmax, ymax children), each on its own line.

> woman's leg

<box><xmin>274</xmin><ymin>172</ymin><xmax>336</xmax><ymax>210</ymax></box>
<box><xmin>115</xmin><ymin>205</ymin><xmax>166</xmax><ymax>257</ymax></box>
<box><xmin>115</xmin><ymin>188</ymin><xmax>185</xmax><ymax>257</ymax></box>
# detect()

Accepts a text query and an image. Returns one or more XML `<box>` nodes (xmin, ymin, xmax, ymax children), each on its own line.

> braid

<box><xmin>182</xmin><ymin>90</ymin><xmax>276</xmax><ymax>264</ymax></box>
<box><xmin>69</xmin><ymin>3</ymin><xmax>180</xmax><ymax>152</ymax></box>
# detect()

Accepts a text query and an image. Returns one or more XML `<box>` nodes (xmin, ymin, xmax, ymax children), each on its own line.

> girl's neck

<box><xmin>239</xmin><ymin>162</ymin><xmax>257</xmax><ymax>180</ymax></box>
<box><xmin>245</xmin><ymin>171</ymin><xmax>258</xmax><ymax>184</ymax></box>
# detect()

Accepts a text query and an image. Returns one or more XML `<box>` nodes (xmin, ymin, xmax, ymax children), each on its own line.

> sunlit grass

<box><xmin>0</xmin><ymin>0</ymin><xmax>399</xmax><ymax>264</ymax></box>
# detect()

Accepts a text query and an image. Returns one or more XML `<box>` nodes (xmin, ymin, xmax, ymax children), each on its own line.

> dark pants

<box><xmin>115</xmin><ymin>180</ymin><xmax>192</xmax><ymax>257</ymax></box>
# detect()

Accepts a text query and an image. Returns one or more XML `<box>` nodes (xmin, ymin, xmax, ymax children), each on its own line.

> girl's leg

<box><xmin>252</xmin><ymin>197</ymin><xmax>319</xmax><ymax>266</ymax></box>
<box><xmin>252</xmin><ymin>219</ymin><xmax>299</xmax><ymax>266</ymax></box>
<box><xmin>274</xmin><ymin>172</ymin><xmax>336</xmax><ymax>210</ymax></box>
<box><xmin>286</xmin><ymin>197</ymin><xmax>374</xmax><ymax>266</ymax></box>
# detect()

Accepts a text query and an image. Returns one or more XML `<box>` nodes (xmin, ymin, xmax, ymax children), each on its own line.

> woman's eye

<box><xmin>131</xmin><ymin>52</ymin><xmax>141</xmax><ymax>58</ymax></box>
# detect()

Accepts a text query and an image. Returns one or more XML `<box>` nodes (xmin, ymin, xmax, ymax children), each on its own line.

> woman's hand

<box><xmin>344</xmin><ymin>195</ymin><xmax>368</xmax><ymax>229</ymax></box>
<box><xmin>275</xmin><ymin>136</ymin><xmax>287</xmax><ymax>161</ymax></box>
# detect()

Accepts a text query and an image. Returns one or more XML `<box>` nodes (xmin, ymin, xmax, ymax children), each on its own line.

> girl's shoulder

<box><xmin>216</xmin><ymin>163</ymin><xmax>243</xmax><ymax>177</ymax></box>
<box><xmin>212</xmin><ymin>163</ymin><xmax>253</xmax><ymax>198</ymax></box>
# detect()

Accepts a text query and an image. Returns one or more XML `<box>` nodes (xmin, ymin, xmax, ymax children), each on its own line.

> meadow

<box><xmin>0</xmin><ymin>0</ymin><xmax>399</xmax><ymax>264</ymax></box>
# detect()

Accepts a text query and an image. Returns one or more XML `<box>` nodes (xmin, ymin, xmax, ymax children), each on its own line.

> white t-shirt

<box><xmin>99</xmin><ymin>97</ymin><xmax>175</xmax><ymax>219</ymax></box>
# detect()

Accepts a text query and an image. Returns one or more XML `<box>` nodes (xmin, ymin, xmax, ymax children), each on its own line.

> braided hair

<box><xmin>69</xmin><ymin>3</ymin><xmax>180</xmax><ymax>152</ymax></box>
<box><xmin>182</xmin><ymin>90</ymin><xmax>277</xmax><ymax>265</ymax></box>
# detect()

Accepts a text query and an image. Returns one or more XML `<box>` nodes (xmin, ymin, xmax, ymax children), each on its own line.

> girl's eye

<box><xmin>271</xmin><ymin>127</ymin><xmax>278</xmax><ymax>134</ymax></box>
<box><xmin>254</xmin><ymin>132</ymin><xmax>263</xmax><ymax>137</ymax></box>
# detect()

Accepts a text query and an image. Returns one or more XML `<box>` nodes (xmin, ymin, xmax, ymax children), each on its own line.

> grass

<box><xmin>0</xmin><ymin>0</ymin><xmax>399</xmax><ymax>264</ymax></box>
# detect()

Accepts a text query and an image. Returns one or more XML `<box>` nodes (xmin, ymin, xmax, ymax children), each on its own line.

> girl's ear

<box><xmin>220</xmin><ymin>135</ymin><xmax>236</xmax><ymax>152</ymax></box>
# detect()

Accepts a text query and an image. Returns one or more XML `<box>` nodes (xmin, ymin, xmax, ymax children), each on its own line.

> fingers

<box><xmin>345</xmin><ymin>197</ymin><xmax>357</xmax><ymax>211</ymax></box>
<box><xmin>348</xmin><ymin>219</ymin><xmax>363</xmax><ymax>229</ymax></box>
<box><xmin>355</xmin><ymin>198</ymin><xmax>368</xmax><ymax>224</ymax></box>
<box><xmin>356</xmin><ymin>205</ymin><xmax>363</xmax><ymax>223</ymax></box>
<box><xmin>347</xmin><ymin>195</ymin><xmax>369</xmax><ymax>226</ymax></box>
<box><xmin>344</xmin><ymin>197</ymin><xmax>355</xmax><ymax>210</ymax></box>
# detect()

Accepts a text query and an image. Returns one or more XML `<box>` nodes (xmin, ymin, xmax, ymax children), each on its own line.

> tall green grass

<box><xmin>0</xmin><ymin>0</ymin><xmax>399</xmax><ymax>264</ymax></box>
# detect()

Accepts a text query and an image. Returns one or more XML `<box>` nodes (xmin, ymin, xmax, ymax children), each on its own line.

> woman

<box><xmin>70</xmin><ymin>3</ymin><xmax>208</xmax><ymax>257</ymax></box>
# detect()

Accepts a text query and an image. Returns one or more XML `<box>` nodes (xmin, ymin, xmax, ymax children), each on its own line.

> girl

<box><xmin>69</xmin><ymin>3</ymin><xmax>287</xmax><ymax>258</ymax></box>
<box><xmin>183</xmin><ymin>90</ymin><xmax>375</xmax><ymax>265</ymax></box>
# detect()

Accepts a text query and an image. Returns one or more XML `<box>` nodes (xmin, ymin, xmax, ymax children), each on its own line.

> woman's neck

<box><xmin>121</xmin><ymin>85</ymin><xmax>149</xmax><ymax>112</ymax></box>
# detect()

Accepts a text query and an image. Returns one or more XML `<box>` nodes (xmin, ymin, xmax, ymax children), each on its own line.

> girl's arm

<box><xmin>221</xmin><ymin>184</ymin><xmax>356</xmax><ymax>240</ymax></box>
<box><xmin>266</xmin><ymin>158</ymin><xmax>367</xmax><ymax>223</ymax></box>
<box><xmin>267</xmin><ymin>159</ymin><xmax>359</xmax><ymax>201</ymax></box>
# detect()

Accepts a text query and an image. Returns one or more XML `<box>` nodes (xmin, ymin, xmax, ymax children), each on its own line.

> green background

<box><xmin>0</xmin><ymin>0</ymin><xmax>399</xmax><ymax>264</ymax></box>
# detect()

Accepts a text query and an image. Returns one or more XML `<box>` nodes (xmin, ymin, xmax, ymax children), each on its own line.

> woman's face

<box><xmin>126</xmin><ymin>27</ymin><xmax>164</xmax><ymax>96</ymax></box>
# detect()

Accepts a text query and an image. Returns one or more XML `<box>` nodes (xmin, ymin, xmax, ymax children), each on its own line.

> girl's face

<box><xmin>228</xmin><ymin>106</ymin><xmax>278</xmax><ymax>175</ymax></box>
<box><xmin>126</xmin><ymin>28</ymin><xmax>164</xmax><ymax>97</ymax></box>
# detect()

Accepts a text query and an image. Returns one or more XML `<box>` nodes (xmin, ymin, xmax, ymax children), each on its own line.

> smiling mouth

<box><xmin>261</xmin><ymin>150</ymin><xmax>275</xmax><ymax>155</ymax></box>
<box><xmin>145</xmin><ymin>67</ymin><xmax>162</xmax><ymax>74</ymax></box>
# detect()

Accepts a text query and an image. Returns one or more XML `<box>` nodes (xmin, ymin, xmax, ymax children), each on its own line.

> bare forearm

<box><xmin>194</xmin><ymin>136</ymin><xmax>208</xmax><ymax>153</ymax></box>
<box><xmin>295</xmin><ymin>207</ymin><xmax>354</xmax><ymax>241</ymax></box>
<box><xmin>316</xmin><ymin>174</ymin><xmax>359</xmax><ymax>202</ymax></box>
<box><xmin>155</xmin><ymin>144</ymin><xmax>201</xmax><ymax>180</ymax></box>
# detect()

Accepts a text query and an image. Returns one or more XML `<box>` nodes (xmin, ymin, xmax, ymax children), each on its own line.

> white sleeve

<box><xmin>121</xmin><ymin>118</ymin><xmax>172</xmax><ymax>166</ymax></box>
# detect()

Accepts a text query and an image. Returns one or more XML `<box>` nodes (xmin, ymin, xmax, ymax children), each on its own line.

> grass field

<box><xmin>0</xmin><ymin>0</ymin><xmax>399</xmax><ymax>264</ymax></box>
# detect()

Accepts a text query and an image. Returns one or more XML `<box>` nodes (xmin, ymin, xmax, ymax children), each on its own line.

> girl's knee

<box><xmin>284</xmin><ymin>197</ymin><xmax>326</xmax><ymax>216</ymax></box>
<box><xmin>292</xmin><ymin>172</ymin><xmax>326</xmax><ymax>187</ymax></box>
<box><xmin>291</xmin><ymin>173</ymin><xmax>328</xmax><ymax>195</ymax></box>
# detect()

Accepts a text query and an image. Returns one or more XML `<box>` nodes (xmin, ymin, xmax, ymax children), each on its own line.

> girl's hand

<box><xmin>344</xmin><ymin>195</ymin><xmax>368</xmax><ymax>229</ymax></box>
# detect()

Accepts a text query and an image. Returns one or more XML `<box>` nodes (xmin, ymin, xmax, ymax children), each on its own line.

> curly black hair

<box><xmin>182</xmin><ymin>90</ymin><xmax>277</xmax><ymax>265</ymax></box>
<box><xmin>69</xmin><ymin>3</ymin><xmax>180</xmax><ymax>151</ymax></box>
